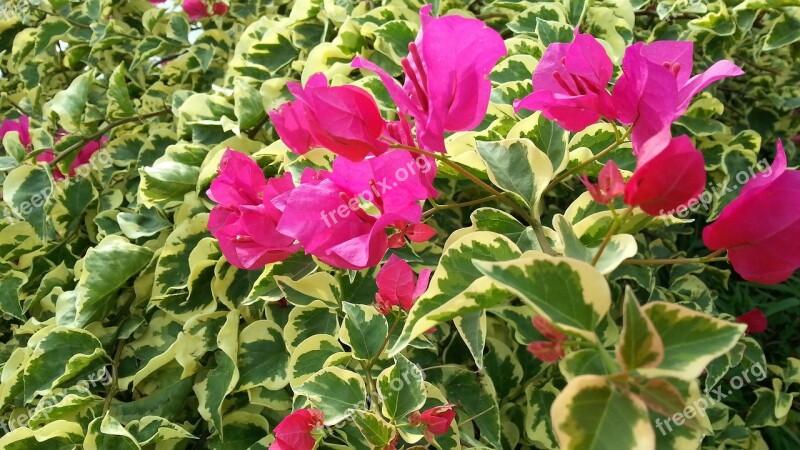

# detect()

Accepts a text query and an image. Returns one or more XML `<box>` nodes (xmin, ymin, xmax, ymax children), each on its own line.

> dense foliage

<box><xmin>1</xmin><ymin>0</ymin><xmax>799</xmax><ymax>449</ymax></box>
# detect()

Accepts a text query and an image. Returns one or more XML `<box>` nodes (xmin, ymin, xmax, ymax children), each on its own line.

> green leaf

<box><xmin>288</xmin><ymin>335</ymin><xmax>344</xmax><ymax>388</ymax></box>
<box><xmin>236</xmin><ymin>320</ymin><xmax>290</xmax><ymax>391</ymax></box>
<box><xmin>553</xmin><ymin>214</ymin><xmax>637</xmax><ymax>274</ymax></box>
<box><xmin>640</xmin><ymin>302</ymin><xmax>746</xmax><ymax>379</ymax></box>
<box><xmin>234</xmin><ymin>78</ymin><xmax>267</xmax><ymax>131</ymax></box>
<box><xmin>551</xmin><ymin>375</ymin><xmax>654</xmax><ymax>450</ymax></box>
<box><xmin>536</xmin><ymin>18</ymin><xmax>574</xmax><ymax>46</ymax></box>
<box><xmin>107</xmin><ymin>63</ymin><xmax>136</xmax><ymax>119</ymax></box>
<box><xmin>377</xmin><ymin>355</ymin><xmax>426</xmax><ymax>421</ymax></box>
<box><xmin>353</xmin><ymin>411</ymin><xmax>396</xmax><ymax>448</ymax></box>
<box><xmin>508</xmin><ymin>112</ymin><xmax>569</xmax><ymax>174</ymax></box>
<box><xmin>23</xmin><ymin>326</ymin><xmax>106</xmax><ymax>402</ymax></box>
<box><xmin>274</xmin><ymin>272</ymin><xmax>340</xmax><ymax>308</ymax></box>
<box><xmin>389</xmin><ymin>231</ymin><xmax>521</xmax><ymax>356</ymax></box>
<box><xmin>3</xmin><ymin>165</ymin><xmax>53</xmax><ymax>239</ymax></box>
<box><xmin>0</xmin><ymin>270</ymin><xmax>27</xmax><ymax>319</ymax></box>
<box><xmin>126</xmin><ymin>416</ymin><xmax>195</xmax><ymax>445</ymax></box>
<box><xmin>475</xmin><ymin>253</ymin><xmax>611</xmax><ymax>341</ymax></box>
<box><xmin>475</xmin><ymin>138</ymin><xmax>553</xmax><ymax>212</ymax></box>
<box><xmin>615</xmin><ymin>288</ymin><xmax>664</xmax><ymax>371</ymax></box>
<box><xmin>454</xmin><ymin>311</ymin><xmax>488</xmax><ymax>369</ymax></box>
<box><xmin>764</xmin><ymin>8</ymin><xmax>800</xmax><ymax>50</ymax></box>
<box><xmin>283</xmin><ymin>301</ymin><xmax>340</xmax><ymax>351</ymax></box>
<box><xmin>83</xmin><ymin>414</ymin><xmax>140</xmax><ymax>450</ymax></box>
<box><xmin>440</xmin><ymin>368</ymin><xmax>502</xmax><ymax>449</ymax></box>
<box><xmin>340</xmin><ymin>302</ymin><xmax>389</xmax><ymax>361</ymax></box>
<box><xmin>194</xmin><ymin>311</ymin><xmax>240</xmax><ymax>435</ymax></box>
<box><xmin>45</xmin><ymin>69</ymin><xmax>96</xmax><ymax>133</ymax></box>
<box><xmin>64</xmin><ymin>235</ymin><xmax>153</xmax><ymax>328</ymax></box>
<box><xmin>295</xmin><ymin>367</ymin><xmax>366</xmax><ymax>424</ymax></box>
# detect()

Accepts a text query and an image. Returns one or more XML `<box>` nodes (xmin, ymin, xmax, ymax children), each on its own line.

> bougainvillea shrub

<box><xmin>1</xmin><ymin>0</ymin><xmax>799</xmax><ymax>449</ymax></box>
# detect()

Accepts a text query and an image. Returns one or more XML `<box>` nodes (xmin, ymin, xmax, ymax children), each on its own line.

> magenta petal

<box><xmin>276</xmin><ymin>178</ymin><xmax>372</xmax><ymax>256</ymax></box>
<box><xmin>376</xmin><ymin>254</ymin><xmax>417</xmax><ymax>308</ymax></box>
<box><xmin>676</xmin><ymin>60</ymin><xmax>744</xmax><ymax>116</ymax></box>
<box><xmin>274</xmin><ymin>72</ymin><xmax>387</xmax><ymax>161</ymax></box>
<box><xmin>564</xmin><ymin>33</ymin><xmax>613</xmax><ymax>90</ymax></box>
<box><xmin>639</xmin><ymin>40</ymin><xmax>694</xmax><ymax>86</ymax></box>
<box><xmin>207</xmin><ymin>149</ymin><xmax>267</xmax><ymax>206</ymax></box>
<box><xmin>726</xmin><ymin>230</ymin><xmax>800</xmax><ymax>284</ymax></box>
<box><xmin>269</xmin><ymin>102</ymin><xmax>316</xmax><ymax>156</ymax></box>
<box><xmin>624</xmin><ymin>135</ymin><xmax>706</xmax><ymax>216</ymax></box>
<box><xmin>515</xmin><ymin>90</ymin><xmax>601</xmax><ymax>132</ymax></box>
<box><xmin>419</xmin><ymin>11</ymin><xmax>506</xmax><ymax>133</ymax></box>
<box><xmin>182</xmin><ymin>0</ymin><xmax>210</xmax><ymax>20</ymax></box>
<box><xmin>413</xmin><ymin>268</ymin><xmax>432</xmax><ymax>300</ymax></box>
<box><xmin>0</xmin><ymin>115</ymin><xmax>32</xmax><ymax>149</ymax></box>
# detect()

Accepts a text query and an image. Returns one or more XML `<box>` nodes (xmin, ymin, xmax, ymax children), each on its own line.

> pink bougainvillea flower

<box><xmin>580</xmin><ymin>160</ymin><xmax>625</xmax><ymax>204</ymax></box>
<box><xmin>352</xmin><ymin>5</ymin><xmax>506</xmax><ymax>152</ymax></box>
<box><xmin>374</xmin><ymin>254</ymin><xmax>432</xmax><ymax>314</ymax></box>
<box><xmin>703</xmin><ymin>140</ymin><xmax>800</xmax><ymax>284</ymax></box>
<box><xmin>613</xmin><ymin>41</ymin><xmax>743</xmax><ymax>153</ymax></box>
<box><xmin>270</xmin><ymin>72</ymin><xmax>388</xmax><ymax>161</ymax></box>
<box><xmin>35</xmin><ymin>136</ymin><xmax>109</xmax><ymax>180</ymax></box>
<box><xmin>624</xmin><ymin>135</ymin><xmax>706</xmax><ymax>216</ymax></box>
<box><xmin>387</xmin><ymin>221</ymin><xmax>437</xmax><ymax>249</ymax></box>
<box><xmin>208</xmin><ymin>149</ymin><xmax>299</xmax><ymax>270</ymax></box>
<box><xmin>514</xmin><ymin>30</ymin><xmax>616</xmax><ymax>132</ymax></box>
<box><xmin>0</xmin><ymin>115</ymin><xmax>32</xmax><ymax>149</ymax></box>
<box><xmin>270</xmin><ymin>408</ymin><xmax>324</xmax><ymax>450</ymax></box>
<box><xmin>736</xmin><ymin>308</ymin><xmax>768</xmax><ymax>334</ymax></box>
<box><xmin>182</xmin><ymin>0</ymin><xmax>227</xmax><ymax>21</ymax></box>
<box><xmin>410</xmin><ymin>404</ymin><xmax>457</xmax><ymax>442</ymax></box>
<box><xmin>276</xmin><ymin>150</ymin><xmax>433</xmax><ymax>270</ymax></box>
<box><xmin>527</xmin><ymin>316</ymin><xmax>567</xmax><ymax>363</ymax></box>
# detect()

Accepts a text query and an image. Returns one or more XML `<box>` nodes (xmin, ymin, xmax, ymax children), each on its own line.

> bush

<box><xmin>1</xmin><ymin>0</ymin><xmax>799</xmax><ymax>449</ymax></box>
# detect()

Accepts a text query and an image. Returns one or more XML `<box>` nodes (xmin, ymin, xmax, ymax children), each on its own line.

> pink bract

<box><xmin>703</xmin><ymin>140</ymin><xmax>800</xmax><ymax>284</ymax></box>
<box><xmin>514</xmin><ymin>30</ymin><xmax>616</xmax><ymax>132</ymax></box>
<box><xmin>624</xmin><ymin>135</ymin><xmax>706</xmax><ymax>217</ymax></box>
<box><xmin>352</xmin><ymin>5</ymin><xmax>506</xmax><ymax>152</ymax></box>
<box><xmin>207</xmin><ymin>149</ymin><xmax>300</xmax><ymax>270</ymax></box>
<box><xmin>270</xmin><ymin>72</ymin><xmax>388</xmax><ymax>161</ymax></box>
<box><xmin>374</xmin><ymin>254</ymin><xmax>432</xmax><ymax>313</ymax></box>
<box><xmin>270</xmin><ymin>408</ymin><xmax>324</xmax><ymax>450</ymax></box>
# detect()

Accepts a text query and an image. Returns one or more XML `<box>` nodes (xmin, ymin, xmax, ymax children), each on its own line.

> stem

<box><xmin>622</xmin><ymin>251</ymin><xmax>728</xmax><ymax>266</ymax></box>
<box><xmin>103</xmin><ymin>339</ymin><xmax>126</xmax><ymax>415</ymax></box>
<box><xmin>422</xmin><ymin>195</ymin><xmax>498</xmax><ymax>218</ymax></box>
<box><xmin>544</xmin><ymin>126</ymin><xmax>632</xmax><ymax>193</ymax></box>
<box><xmin>591</xmin><ymin>206</ymin><xmax>634</xmax><ymax>266</ymax></box>
<box><xmin>49</xmin><ymin>108</ymin><xmax>172</xmax><ymax>166</ymax></box>
<box><xmin>390</xmin><ymin>143</ymin><xmax>554</xmax><ymax>255</ymax></box>
<box><xmin>367</xmin><ymin>317</ymin><xmax>401</xmax><ymax>372</ymax></box>
<box><xmin>246</xmin><ymin>113</ymin><xmax>271</xmax><ymax>139</ymax></box>
<box><xmin>5</xmin><ymin>97</ymin><xmax>27</xmax><ymax>115</ymax></box>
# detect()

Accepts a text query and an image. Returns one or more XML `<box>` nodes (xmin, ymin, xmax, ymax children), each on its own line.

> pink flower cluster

<box><xmin>0</xmin><ymin>115</ymin><xmax>107</xmax><ymax>180</ymax></box>
<box><xmin>149</xmin><ymin>0</ymin><xmax>227</xmax><ymax>21</ymax></box>
<box><xmin>207</xmin><ymin>7</ymin><xmax>505</xmax><ymax>272</ymax></box>
<box><xmin>519</xmin><ymin>32</ymin><xmax>800</xmax><ymax>283</ymax></box>
<box><xmin>517</xmin><ymin>31</ymin><xmax>743</xmax><ymax>217</ymax></box>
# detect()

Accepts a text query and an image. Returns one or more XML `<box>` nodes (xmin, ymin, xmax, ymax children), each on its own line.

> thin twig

<box><xmin>422</xmin><ymin>195</ymin><xmax>498</xmax><ymax>218</ymax></box>
<box><xmin>545</xmin><ymin>126</ymin><xmax>632</xmax><ymax>194</ymax></box>
<box><xmin>49</xmin><ymin>108</ymin><xmax>172</xmax><ymax>166</ymax></box>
